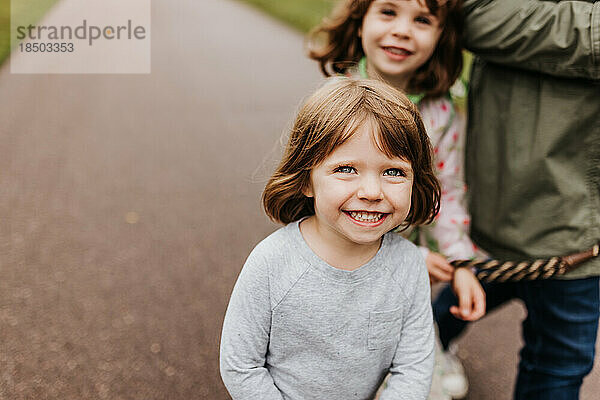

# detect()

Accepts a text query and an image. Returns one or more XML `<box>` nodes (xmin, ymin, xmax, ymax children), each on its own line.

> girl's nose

<box><xmin>391</xmin><ymin>18</ymin><xmax>412</xmax><ymax>38</ymax></box>
<box><xmin>357</xmin><ymin>176</ymin><xmax>384</xmax><ymax>201</ymax></box>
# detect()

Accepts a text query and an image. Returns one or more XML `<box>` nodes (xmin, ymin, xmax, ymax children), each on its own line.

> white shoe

<box><xmin>428</xmin><ymin>366</ymin><xmax>452</xmax><ymax>400</ymax></box>
<box><xmin>438</xmin><ymin>344</ymin><xmax>468</xmax><ymax>399</ymax></box>
<box><xmin>430</xmin><ymin>333</ymin><xmax>468</xmax><ymax>400</ymax></box>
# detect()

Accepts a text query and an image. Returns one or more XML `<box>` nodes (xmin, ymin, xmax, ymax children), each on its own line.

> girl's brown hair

<box><xmin>263</xmin><ymin>78</ymin><xmax>440</xmax><ymax>228</ymax></box>
<box><xmin>307</xmin><ymin>0</ymin><xmax>464</xmax><ymax>99</ymax></box>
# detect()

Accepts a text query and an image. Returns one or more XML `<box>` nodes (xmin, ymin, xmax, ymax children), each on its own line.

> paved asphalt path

<box><xmin>0</xmin><ymin>0</ymin><xmax>597</xmax><ymax>399</ymax></box>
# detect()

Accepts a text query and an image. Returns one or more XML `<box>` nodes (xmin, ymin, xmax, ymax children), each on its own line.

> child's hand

<box><xmin>425</xmin><ymin>251</ymin><xmax>454</xmax><ymax>283</ymax></box>
<box><xmin>450</xmin><ymin>268</ymin><xmax>486</xmax><ymax>321</ymax></box>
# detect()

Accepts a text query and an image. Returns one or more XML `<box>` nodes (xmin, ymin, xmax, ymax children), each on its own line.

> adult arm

<box><xmin>379</xmin><ymin>259</ymin><xmax>435</xmax><ymax>400</ymax></box>
<box><xmin>463</xmin><ymin>0</ymin><xmax>600</xmax><ymax>79</ymax></box>
<box><xmin>219</xmin><ymin>252</ymin><xmax>284</xmax><ymax>400</ymax></box>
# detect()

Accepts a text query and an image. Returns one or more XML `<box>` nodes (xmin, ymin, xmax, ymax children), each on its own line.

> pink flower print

<box><xmin>437</xmin><ymin>161</ymin><xmax>444</xmax><ymax>169</ymax></box>
<box><xmin>441</xmin><ymin>103</ymin><xmax>448</xmax><ymax>112</ymax></box>
<box><xmin>453</xmin><ymin>132</ymin><xmax>458</xmax><ymax>142</ymax></box>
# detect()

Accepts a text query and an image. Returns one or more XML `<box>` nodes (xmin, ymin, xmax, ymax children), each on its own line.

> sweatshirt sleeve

<box><xmin>463</xmin><ymin>0</ymin><xmax>600</xmax><ymax>80</ymax></box>
<box><xmin>379</xmin><ymin>257</ymin><xmax>435</xmax><ymax>400</ymax></box>
<box><xmin>219</xmin><ymin>250</ymin><xmax>284</xmax><ymax>400</ymax></box>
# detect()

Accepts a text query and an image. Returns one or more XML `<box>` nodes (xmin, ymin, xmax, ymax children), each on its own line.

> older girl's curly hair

<box><xmin>307</xmin><ymin>0</ymin><xmax>464</xmax><ymax>99</ymax></box>
<box><xmin>263</xmin><ymin>77</ymin><xmax>440</xmax><ymax>228</ymax></box>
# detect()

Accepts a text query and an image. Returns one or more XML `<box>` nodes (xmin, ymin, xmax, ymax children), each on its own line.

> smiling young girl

<box><xmin>220</xmin><ymin>78</ymin><xmax>441</xmax><ymax>399</ymax></box>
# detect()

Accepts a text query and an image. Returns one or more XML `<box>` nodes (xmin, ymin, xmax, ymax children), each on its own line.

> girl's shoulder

<box><xmin>418</xmin><ymin>95</ymin><xmax>457</xmax><ymax>142</ymax></box>
<box><xmin>418</xmin><ymin>95</ymin><xmax>453</xmax><ymax>117</ymax></box>
<box><xmin>242</xmin><ymin>223</ymin><xmax>310</xmax><ymax>307</ymax></box>
<box><xmin>383</xmin><ymin>233</ymin><xmax>426</xmax><ymax>273</ymax></box>
<box><xmin>246</xmin><ymin>223</ymin><xmax>298</xmax><ymax>266</ymax></box>
<box><xmin>419</xmin><ymin>79</ymin><xmax>466</xmax><ymax>114</ymax></box>
<box><xmin>418</xmin><ymin>83</ymin><xmax>467</xmax><ymax>144</ymax></box>
<box><xmin>381</xmin><ymin>232</ymin><xmax>429</xmax><ymax>296</ymax></box>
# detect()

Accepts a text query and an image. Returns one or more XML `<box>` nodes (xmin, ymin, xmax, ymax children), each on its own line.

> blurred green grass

<box><xmin>238</xmin><ymin>0</ymin><xmax>335</xmax><ymax>33</ymax></box>
<box><xmin>0</xmin><ymin>0</ymin><xmax>61</xmax><ymax>65</ymax></box>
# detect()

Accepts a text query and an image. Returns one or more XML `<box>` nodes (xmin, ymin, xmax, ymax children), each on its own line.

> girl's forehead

<box><xmin>326</xmin><ymin>120</ymin><xmax>411</xmax><ymax>163</ymax></box>
<box><xmin>370</xmin><ymin>0</ymin><xmax>440</xmax><ymax>14</ymax></box>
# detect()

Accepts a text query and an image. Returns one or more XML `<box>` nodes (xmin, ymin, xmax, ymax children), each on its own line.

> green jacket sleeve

<box><xmin>463</xmin><ymin>0</ymin><xmax>600</xmax><ymax>80</ymax></box>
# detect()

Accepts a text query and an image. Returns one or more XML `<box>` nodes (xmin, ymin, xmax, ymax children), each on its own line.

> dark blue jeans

<box><xmin>433</xmin><ymin>277</ymin><xmax>600</xmax><ymax>400</ymax></box>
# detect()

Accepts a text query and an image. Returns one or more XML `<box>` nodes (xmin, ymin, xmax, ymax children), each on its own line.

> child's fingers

<box><xmin>450</xmin><ymin>304</ymin><xmax>478</xmax><ymax>321</ymax></box>
<box><xmin>449</xmin><ymin>305</ymin><xmax>460</xmax><ymax>318</ymax></box>
<box><xmin>449</xmin><ymin>305</ymin><xmax>464</xmax><ymax>319</ymax></box>
<box><xmin>428</xmin><ymin>253</ymin><xmax>454</xmax><ymax>273</ymax></box>
<box><xmin>436</xmin><ymin>263</ymin><xmax>454</xmax><ymax>274</ymax></box>
<box><xmin>426</xmin><ymin>253</ymin><xmax>454</xmax><ymax>282</ymax></box>
<box><xmin>450</xmin><ymin>288</ymin><xmax>486</xmax><ymax>321</ymax></box>
<box><xmin>429</xmin><ymin>267</ymin><xmax>453</xmax><ymax>283</ymax></box>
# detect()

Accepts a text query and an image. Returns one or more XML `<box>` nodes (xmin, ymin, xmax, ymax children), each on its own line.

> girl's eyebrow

<box><xmin>419</xmin><ymin>8</ymin><xmax>438</xmax><ymax>18</ymax></box>
<box><xmin>387</xmin><ymin>161</ymin><xmax>413</xmax><ymax>171</ymax></box>
<box><xmin>374</xmin><ymin>0</ymin><xmax>437</xmax><ymax>18</ymax></box>
<box><xmin>325</xmin><ymin>158</ymin><xmax>412</xmax><ymax>168</ymax></box>
<box><xmin>374</xmin><ymin>0</ymin><xmax>398</xmax><ymax>7</ymax></box>
<box><xmin>325</xmin><ymin>159</ymin><xmax>357</xmax><ymax>167</ymax></box>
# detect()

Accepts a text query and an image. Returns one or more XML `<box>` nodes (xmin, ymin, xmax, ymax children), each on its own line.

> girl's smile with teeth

<box><xmin>383</xmin><ymin>47</ymin><xmax>412</xmax><ymax>56</ymax></box>
<box><xmin>346</xmin><ymin>211</ymin><xmax>386</xmax><ymax>223</ymax></box>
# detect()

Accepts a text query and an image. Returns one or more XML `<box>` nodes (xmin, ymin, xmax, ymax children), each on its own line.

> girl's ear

<box><xmin>302</xmin><ymin>181</ymin><xmax>314</xmax><ymax>198</ymax></box>
<box><xmin>302</xmin><ymin>175</ymin><xmax>315</xmax><ymax>197</ymax></box>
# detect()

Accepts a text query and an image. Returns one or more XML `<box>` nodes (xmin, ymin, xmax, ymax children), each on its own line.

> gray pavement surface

<box><xmin>0</xmin><ymin>0</ymin><xmax>597</xmax><ymax>399</ymax></box>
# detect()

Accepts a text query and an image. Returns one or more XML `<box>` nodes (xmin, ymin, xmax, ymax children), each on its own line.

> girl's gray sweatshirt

<box><xmin>220</xmin><ymin>220</ymin><xmax>434</xmax><ymax>400</ymax></box>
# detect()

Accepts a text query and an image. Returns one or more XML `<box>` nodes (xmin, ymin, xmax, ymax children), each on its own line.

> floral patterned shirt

<box><xmin>416</xmin><ymin>92</ymin><xmax>477</xmax><ymax>260</ymax></box>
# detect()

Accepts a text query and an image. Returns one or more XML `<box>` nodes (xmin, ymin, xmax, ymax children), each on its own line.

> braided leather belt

<box><xmin>451</xmin><ymin>242</ymin><xmax>600</xmax><ymax>283</ymax></box>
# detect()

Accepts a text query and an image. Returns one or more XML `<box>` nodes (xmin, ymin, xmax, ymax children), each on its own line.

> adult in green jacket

<box><xmin>433</xmin><ymin>1</ymin><xmax>600</xmax><ymax>399</ymax></box>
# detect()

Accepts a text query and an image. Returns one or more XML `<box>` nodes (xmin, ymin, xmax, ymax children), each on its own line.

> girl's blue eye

<box><xmin>380</xmin><ymin>8</ymin><xmax>396</xmax><ymax>17</ymax></box>
<box><xmin>335</xmin><ymin>166</ymin><xmax>355</xmax><ymax>174</ymax></box>
<box><xmin>383</xmin><ymin>168</ymin><xmax>405</xmax><ymax>177</ymax></box>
